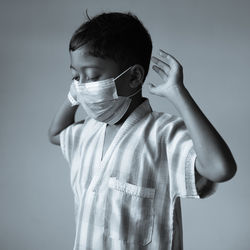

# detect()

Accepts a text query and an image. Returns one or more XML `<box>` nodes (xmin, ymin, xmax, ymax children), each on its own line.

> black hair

<box><xmin>69</xmin><ymin>11</ymin><xmax>152</xmax><ymax>81</ymax></box>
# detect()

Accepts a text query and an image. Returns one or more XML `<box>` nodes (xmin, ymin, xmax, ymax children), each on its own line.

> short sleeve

<box><xmin>59</xmin><ymin>120</ymin><xmax>84</xmax><ymax>166</ymax></box>
<box><xmin>165</xmin><ymin>116</ymin><xmax>217</xmax><ymax>199</ymax></box>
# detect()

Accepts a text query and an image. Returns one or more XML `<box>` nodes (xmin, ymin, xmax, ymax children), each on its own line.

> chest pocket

<box><xmin>104</xmin><ymin>177</ymin><xmax>155</xmax><ymax>246</ymax></box>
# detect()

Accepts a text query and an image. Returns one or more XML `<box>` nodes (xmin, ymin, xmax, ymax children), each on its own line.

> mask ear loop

<box><xmin>114</xmin><ymin>66</ymin><xmax>133</xmax><ymax>81</ymax></box>
<box><xmin>126</xmin><ymin>87</ymin><xmax>142</xmax><ymax>98</ymax></box>
<box><xmin>114</xmin><ymin>65</ymin><xmax>143</xmax><ymax>98</ymax></box>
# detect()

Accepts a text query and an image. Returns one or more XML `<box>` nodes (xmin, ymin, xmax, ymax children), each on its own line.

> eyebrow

<box><xmin>70</xmin><ymin>65</ymin><xmax>103</xmax><ymax>70</ymax></box>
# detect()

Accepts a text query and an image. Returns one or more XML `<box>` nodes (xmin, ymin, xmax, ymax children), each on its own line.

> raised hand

<box><xmin>149</xmin><ymin>49</ymin><xmax>185</xmax><ymax>100</ymax></box>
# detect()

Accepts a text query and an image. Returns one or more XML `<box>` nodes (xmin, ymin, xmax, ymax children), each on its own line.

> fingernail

<box><xmin>159</xmin><ymin>49</ymin><xmax>167</xmax><ymax>58</ymax></box>
<box><xmin>152</xmin><ymin>65</ymin><xmax>158</xmax><ymax>71</ymax></box>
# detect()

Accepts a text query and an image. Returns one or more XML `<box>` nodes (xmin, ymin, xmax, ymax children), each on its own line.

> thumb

<box><xmin>148</xmin><ymin>82</ymin><xmax>158</xmax><ymax>95</ymax></box>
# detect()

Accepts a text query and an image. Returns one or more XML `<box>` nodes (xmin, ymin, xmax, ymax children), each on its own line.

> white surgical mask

<box><xmin>73</xmin><ymin>66</ymin><xmax>142</xmax><ymax>125</ymax></box>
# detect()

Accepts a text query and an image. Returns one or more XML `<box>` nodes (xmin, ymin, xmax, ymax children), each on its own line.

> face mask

<box><xmin>73</xmin><ymin>66</ymin><xmax>142</xmax><ymax>125</ymax></box>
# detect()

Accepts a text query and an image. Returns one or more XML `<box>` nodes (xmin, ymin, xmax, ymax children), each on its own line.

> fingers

<box><xmin>151</xmin><ymin>49</ymin><xmax>183</xmax><ymax>82</ymax></box>
<box><xmin>159</xmin><ymin>49</ymin><xmax>181</xmax><ymax>67</ymax></box>
<box><xmin>152</xmin><ymin>65</ymin><xmax>168</xmax><ymax>80</ymax></box>
<box><xmin>151</xmin><ymin>56</ymin><xmax>171</xmax><ymax>72</ymax></box>
<box><xmin>148</xmin><ymin>82</ymin><xmax>158</xmax><ymax>95</ymax></box>
<box><xmin>153</xmin><ymin>49</ymin><xmax>182</xmax><ymax>72</ymax></box>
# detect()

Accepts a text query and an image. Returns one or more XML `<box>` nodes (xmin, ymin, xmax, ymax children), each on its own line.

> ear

<box><xmin>129</xmin><ymin>64</ymin><xmax>145</xmax><ymax>88</ymax></box>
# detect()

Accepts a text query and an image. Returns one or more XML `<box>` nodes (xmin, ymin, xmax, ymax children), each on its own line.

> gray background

<box><xmin>0</xmin><ymin>0</ymin><xmax>249</xmax><ymax>249</ymax></box>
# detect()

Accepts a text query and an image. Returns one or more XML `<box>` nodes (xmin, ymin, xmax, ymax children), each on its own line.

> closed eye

<box><xmin>72</xmin><ymin>76</ymin><xmax>80</xmax><ymax>82</ymax></box>
<box><xmin>86</xmin><ymin>76</ymin><xmax>100</xmax><ymax>82</ymax></box>
<box><xmin>72</xmin><ymin>75</ymin><xmax>100</xmax><ymax>83</ymax></box>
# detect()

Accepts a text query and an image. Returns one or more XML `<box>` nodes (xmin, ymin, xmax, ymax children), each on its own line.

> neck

<box><xmin>108</xmin><ymin>92</ymin><xmax>144</xmax><ymax>127</ymax></box>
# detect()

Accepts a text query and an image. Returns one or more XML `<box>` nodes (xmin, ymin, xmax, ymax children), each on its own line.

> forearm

<box><xmin>48</xmin><ymin>98</ymin><xmax>78</xmax><ymax>144</ymax></box>
<box><xmin>168</xmin><ymin>86</ymin><xmax>237</xmax><ymax>182</ymax></box>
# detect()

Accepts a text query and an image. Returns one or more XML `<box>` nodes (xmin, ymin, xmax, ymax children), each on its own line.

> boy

<box><xmin>48</xmin><ymin>12</ymin><xmax>236</xmax><ymax>250</ymax></box>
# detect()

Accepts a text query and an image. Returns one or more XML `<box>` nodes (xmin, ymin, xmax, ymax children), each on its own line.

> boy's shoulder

<box><xmin>70</xmin><ymin>111</ymin><xmax>185</xmax><ymax>135</ymax></box>
<box><xmin>150</xmin><ymin>110</ymin><xmax>184</xmax><ymax>127</ymax></box>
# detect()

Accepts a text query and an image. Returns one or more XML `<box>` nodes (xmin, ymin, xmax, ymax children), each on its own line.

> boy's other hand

<box><xmin>149</xmin><ymin>49</ymin><xmax>185</xmax><ymax>100</ymax></box>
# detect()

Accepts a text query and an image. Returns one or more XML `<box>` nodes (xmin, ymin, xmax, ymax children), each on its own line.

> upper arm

<box><xmin>48</xmin><ymin>119</ymin><xmax>85</xmax><ymax>146</ymax></box>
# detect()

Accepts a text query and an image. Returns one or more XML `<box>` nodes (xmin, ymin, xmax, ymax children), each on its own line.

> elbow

<box><xmin>48</xmin><ymin>132</ymin><xmax>54</xmax><ymax>145</ymax></box>
<box><xmin>48</xmin><ymin>134</ymin><xmax>55</xmax><ymax>145</ymax></box>
<box><xmin>213</xmin><ymin>160</ymin><xmax>237</xmax><ymax>183</ymax></box>
<box><xmin>196</xmin><ymin>156</ymin><xmax>237</xmax><ymax>183</ymax></box>
<box><xmin>48</xmin><ymin>129</ymin><xmax>60</xmax><ymax>145</ymax></box>
<box><xmin>48</xmin><ymin>128</ymin><xmax>54</xmax><ymax>143</ymax></box>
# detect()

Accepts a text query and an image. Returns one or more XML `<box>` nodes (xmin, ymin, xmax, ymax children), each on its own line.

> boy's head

<box><xmin>69</xmin><ymin>12</ymin><xmax>152</xmax><ymax>86</ymax></box>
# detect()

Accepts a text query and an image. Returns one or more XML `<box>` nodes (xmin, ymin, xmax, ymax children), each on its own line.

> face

<box><xmin>70</xmin><ymin>45</ymin><xmax>140</xmax><ymax>96</ymax></box>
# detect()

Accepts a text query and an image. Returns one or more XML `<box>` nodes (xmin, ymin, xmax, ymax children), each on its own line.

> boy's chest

<box><xmin>102</xmin><ymin>125</ymin><xmax>121</xmax><ymax>160</ymax></box>
<box><xmin>71</xmin><ymin>121</ymin><xmax>168</xmax><ymax>194</ymax></box>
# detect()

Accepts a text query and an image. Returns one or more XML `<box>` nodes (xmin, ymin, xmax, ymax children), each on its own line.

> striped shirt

<box><xmin>59</xmin><ymin>98</ymin><xmax>216</xmax><ymax>250</ymax></box>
